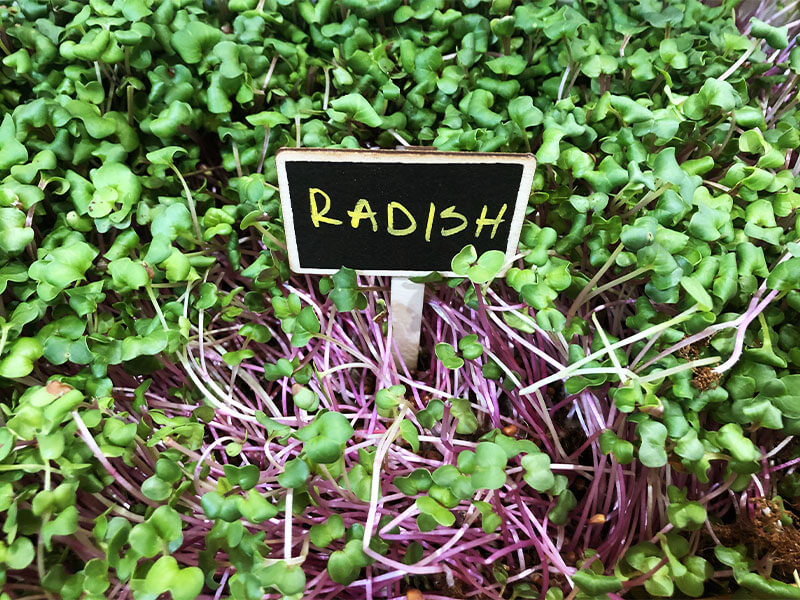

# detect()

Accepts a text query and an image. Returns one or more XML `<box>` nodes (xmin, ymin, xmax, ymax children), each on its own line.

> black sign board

<box><xmin>276</xmin><ymin>148</ymin><xmax>536</xmax><ymax>276</ymax></box>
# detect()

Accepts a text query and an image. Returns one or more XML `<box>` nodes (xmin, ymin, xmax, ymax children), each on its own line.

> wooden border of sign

<box><xmin>275</xmin><ymin>147</ymin><xmax>536</xmax><ymax>277</ymax></box>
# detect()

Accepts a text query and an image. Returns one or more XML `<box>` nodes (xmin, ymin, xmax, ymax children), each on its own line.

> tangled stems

<box><xmin>70</xmin><ymin>239</ymin><xmax>786</xmax><ymax>599</ymax></box>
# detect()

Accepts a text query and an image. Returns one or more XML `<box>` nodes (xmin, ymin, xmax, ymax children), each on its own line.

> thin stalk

<box><xmin>622</xmin><ymin>183</ymin><xmax>670</xmax><ymax>217</ymax></box>
<box><xmin>582</xmin><ymin>267</ymin><xmax>651</xmax><ymax>304</ymax></box>
<box><xmin>566</xmin><ymin>244</ymin><xmax>624</xmax><ymax>321</ymax></box>
<box><xmin>72</xmin><ymin>411</ymin><xmax>153</xmax><ymax>504</ymax></box>
<box><xmin>170</xmin><ymin>166</ymin><xmax>202</xmax><ymax>240</ymax></box>
<box><xmin>592</xmin><ymin>313</ymin><xmax>628</xmax><ymax>384</ymax></box>
<box><xmin>637</xmin><ymin>355</ymin><xmax>721</xmax><ymax>384</ymax></box>
<box><xmin>718</xmin><ymin>40</ymin><xmax>759</xmax><ymax>81</ymax></box>
<box><xmin>257</xmin><ymin>126</ymin><xmax>271</xmax><ymax>174</ymax></box>
<box><xmin>519</xmin><ymin>308</ymin><xmax>697</xmax><ymax>395</ymax></box>
<box><xmin>363</xmin><ymin>406</ymin><xmax>409</xmax><ymax>553</ymax></box>
<box><xmin>231</xmin><ymin>142</ymin><xmax>243</xmax><ymax>177</ymax></box>
<box><xmin>283</xmin><ymin>489</ymin><xmax>294</xmax><ymax>561</ymax></box>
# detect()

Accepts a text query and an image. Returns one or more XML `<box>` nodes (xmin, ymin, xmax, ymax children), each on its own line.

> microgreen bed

<box><xmin>2</xmin><ymin>0</ymin><xmax>800</xmax><ymax>599</ymax></box>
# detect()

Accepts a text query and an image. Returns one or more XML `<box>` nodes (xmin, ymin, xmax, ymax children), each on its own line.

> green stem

<box><xmin>170</xmin><ymin>165</ymin><xmax>202</xmax><ymax>240</ymax></box>
<box><xmin>637</xmin><ymin>355</ymin><xmax>721</xmax><ymax>384</ymax></box>
<box><xmin>231</xmin><ymin>142</ymin><xmax>243</xmax><ymax>177</ymax></box>
<box><xmin>0</xmin><ymin>325</ymin><xmax>9</xmax><ymax>357</ymax></box>
<box><xmin>582</xmin><ymin>266</ymin><xmax>651</xmax><ymax>303</ymax></box>
<box><xmin>622</xmin><ymin>183</ymin><xmax>670</xmax><ymax>217</ymax></box>
<box><xmin>146</xmin><ymin>284</ymin><xmax>169</xmax><ymax>329</ymax></box>
<box><xmin>566</xmin><ymin>243</ymin><xmax>624</xmax><ymax>321</ymax></box>
<box><xmin>0</xmin><ymin>464</ymin><xmax>62</xmax><ymax>472</ymax></box>
<box><xmin>127</xmin><ymin>84</ymin><xmax>134</xmax><ymax>126</ymax></box>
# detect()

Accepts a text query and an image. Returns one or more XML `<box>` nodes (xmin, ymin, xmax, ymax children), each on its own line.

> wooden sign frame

<box><xmin>276</xmin><ymin>148</ymin><xmax>536</xmax><ymax>278</ymax></box>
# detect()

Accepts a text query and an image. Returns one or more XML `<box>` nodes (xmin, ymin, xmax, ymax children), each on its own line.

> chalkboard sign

<box><xmin>276</xmin><ymin>148</ymin><xmax>536</xmax><ymax>276</ymax></box>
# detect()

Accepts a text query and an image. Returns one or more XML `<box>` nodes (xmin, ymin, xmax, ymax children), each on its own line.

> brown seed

<box><xmin>589</xmin><ymin>513</ymin><xmax>606</xmax><ymax>525</ymax></box>
<box><xmin>669</xmin><ymin>459</ymin><xmax>687</xmax><ymax>473</ymax></box>
<box><xmin>502</xmin><ymin>424</ymin><xmax>518</xmax><ymax>437</ymax></box>
<box><xmin>46</xmin><ymin>380</ymin><xmax>73</xmax><ymax>397</ymax></box>
<box><xmin>639</xmin><ymin>404</ymin><xmax>664</xmax><ymax>418</ymax></box>
<box><xmin>406</xmin><ymin>590</ymin><xmax>424</xmax><ymax>600</ymax></box>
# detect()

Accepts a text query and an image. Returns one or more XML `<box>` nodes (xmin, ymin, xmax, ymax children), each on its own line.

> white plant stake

<box><xmin>390</xmin><ymin>276</ymin><xmax>425</xmax><ymax>370</ymax></box>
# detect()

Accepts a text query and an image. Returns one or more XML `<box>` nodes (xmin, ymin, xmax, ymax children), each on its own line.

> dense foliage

<box><xmin>2</xmin><ymin>0</ymin><xmax>800</xmax><ymax>598</ymax></box>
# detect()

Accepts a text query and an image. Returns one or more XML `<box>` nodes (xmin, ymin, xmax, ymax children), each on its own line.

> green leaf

<box><xmin>293</xmin><ymin>385</ymin><xmax>319</xmax><ymax>411</ymax></box>
<box><xmin>129</xmin><ymin>521</ymin><xmax>161</xmax><ymax>557</ymax></box>
<box><xmin>146</xmin><ymin>146</ymin><xmax>187</xmax><ymax>166</ymax></box>
<box><xmin>395</xmin><ymin>468</ymin><xmax>433</xmax><ymax>495</ymax></box>
<box><xmin>236</xmin><ymin>489</ymin><xmax>279</xmax><ymax>523</ymax></box>
<box><xmin>329</xmin><ymin>267</ymin><xmax>365</xmax><ymax>311</ymax></box>
<box><xmin>416</xmin><ymin>495</ymin><xmax>455</xmax><ymax>526</ymax></box>
<box><xmin>458</xmin><ymin>334</ymin><xmax>484</xmax><ymax>360</ymax></box>
<box><xmin>486</xmin><ymin>54</ymin><xmax>527</xmax><ymax>76</ymax></box>
<box><xmin>610</xmin><ymin>95</ymin><xmax>654</xmax><ymax>123</ymax></box>
<box><xmin>0</xmin><ymin>114</ymin><xmax>28</xmax><ymax>170</ymax></box>
<box><xmin>141</xmin><ymin>476</ymin><xmax>171</xmax><ymax>501</ymax></box>
<box><xmin>737</xmin><ymin>573</ymin><xmax>800</xmax><ymax>598</ymax></box>
<box><xmin>716</xmin><ymin>423</ymin><xmax>761</xmax><ymax>463</ymax></box>
<box><xmin>450</xmin><ymin>398</ymin><xmax>478</xmax><ymax>434</ymax></box>
<box><xmin>291</xmin><ymin>306</ymin><xmax>321</xmax><ymax>347</ymax></box>
<box><xmin>309</xmin><ymin>514</ymin><xmax>345</xmax><ymax>548</ymax></box>
<box><xmin>329</xmin><ymin>93</ymin><xmax>383</xmax><ymax>127</ymax></box>
<box><xmin>296</xmin><ymin>411</ymin><xmax>354</xmax><ymax>464</ymax></box>
<box><xmin>41</xmin><ymin>505</ymin><xmax>78</xmax><ymax>548</ymax></box>
<box><xmin>0</xmin><ymin>338</ymin><xmax>43</xmax><ymax>379</ymax></box>
<box><xmin>171</xmin><ymin>21</ymin><xmax>222</xmax><ymax>63</ymax></box>
<box><xmin>458</xmin><ymin>442</ymin><xmax>507</xmax><ymax>490</ymax></box>
<box><xmin>222</xmin><ymin>349</ymin><xmax>254</xmax><ymax>366</ymax></box>
<box><xmin>572</xmin><ymin>570</ymin><xmax>623</xmax><ymax>595</ymax></box>
<box><xmin>675</xmin><ymin>555</ymin><xmax>711</xmax><ymax>597</ymax></box>
<box><xmin>278</xmin><ymin>458</ymin><xmax>310</xmax><ymax>488</ymax></box>
<box><xmin>767</xmin><ymin>258</ymin><xmax>800</xmax><ymax>291</ymax></box>
<box><xmin>6</xmin><ymin>537</ymin><xmax>35</xmax><ymax>570</ymax></box>
<box><xmin>680</xmin><ymin>276</ymin><xmax>714</xmax><ymax>311</ymax></box>
<box><xmin>0</xmin><ymin>208</ymin><xmax>34</xmax><ymax>255</ymax></box>
<box><xmin>134</xmin><ymin>555</ymin><xmax>204</xmax><ymax>600</ymax></box>
<box><xmin>28</xmin><ymin>241</ymin><xmax>98</xmax><ymax>300</ymax></box>
<box><xmin>667</xmin><ymin>499</ymin><xmax>706</xmax><ymax>531</ymax></box>
<box><xmin>108</xmin><ymin>258</ymin><xmax>149</xmax><ymax>292</ymax></box>
<box><xmin>750</xmin><ymin>18</ymin><xmax>789</xmax><ymax>49</ymax></box>
<box><xmin>473</xmin><ymin>500</ymin><xmax>501</xmax><ymax>533</ymax></box>
<box><xmin>223</xmin><ymin>464</ymin><xmax>260</xmax><ymax>490</ymax></box>
<box><xmin>435</xmin><ymin>343</ymin><xmax>464</xmax><ymax>369</ymax></box>
<box><xmin>376</xmin><ymin>384</ymin><xmax>404</xmax><ymax>413</ymax></box>
<box><xmin>521</xmin><ymin>452</ymin><xmax>554</xmax><ymax>492</ymax></box>
<box><xmin>637</xmin><ymin>420</ymin><xmax>668</xmax><ymax>468</ymax></box>
<box><xmin>548</xmin><ymin>489</ymin><xmax>577</xmax><ymax>525</ymax></box>
<box><xmin>247</xmin><ymin>111</ymin><xmax>291</xmax><ymax>128</ymax></box>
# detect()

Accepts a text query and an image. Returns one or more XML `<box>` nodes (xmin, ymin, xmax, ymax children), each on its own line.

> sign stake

<box><xmin>390</xmin><ymin>277</ymin><xmax>425</xmax><ymax>371</ymax></box>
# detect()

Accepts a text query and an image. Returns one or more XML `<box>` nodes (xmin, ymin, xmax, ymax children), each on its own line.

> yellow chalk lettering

<box><xmin>424</xmin><ymin>202</ymin><xmax>435</xmax><ymax>242</ymax></box>
<box><xmin>347</xmin><ymin>198</ymin><xmax>379</xmax><ymax>232</ymax></box>
<box><xmin>309</xmin><ymin>188</ymin><xmax>342</xmax><ymax>228</ymax></box>
<box><xmin>440</xmin><ymin>205</ymin><xmax>468</xmax><ymax>237</ymax></box>
<box><xmin>386</xmin><ymin>201</ymin><xmax>417</xmax><ymax>236</ymax></box>
<box><xmin>474</xmin><ymin>203</ymin><xmax>507</xmax><ymax>239</ymax></box>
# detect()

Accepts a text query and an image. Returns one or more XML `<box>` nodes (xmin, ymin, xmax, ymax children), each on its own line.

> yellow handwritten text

<box><xmin>305</xmin><ymin>187</ymin><xmax>507</xmax><ymax>241</ymax></box>
<box><xmin>309</xmin><ymin>188</ymin><xmax>343</xmax><ymax>228</ymax></box>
